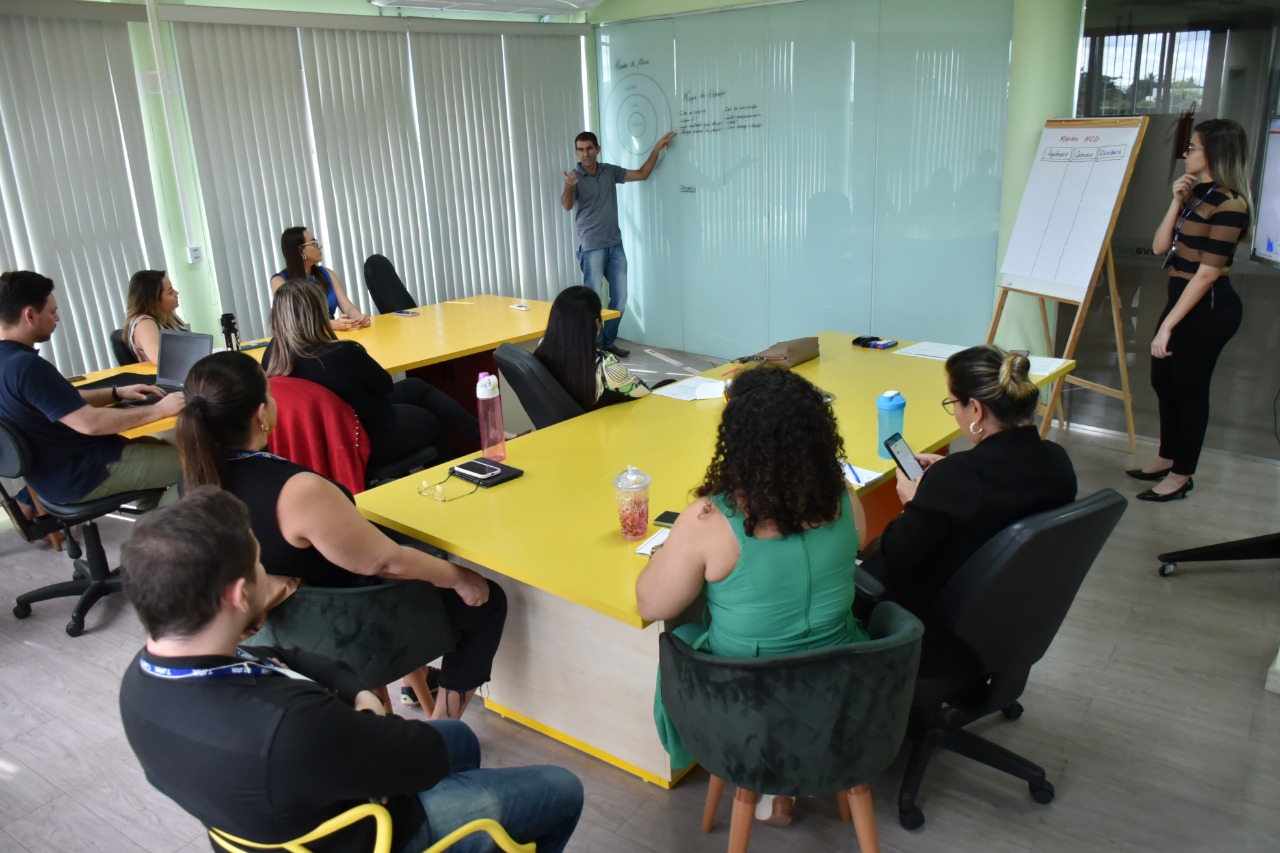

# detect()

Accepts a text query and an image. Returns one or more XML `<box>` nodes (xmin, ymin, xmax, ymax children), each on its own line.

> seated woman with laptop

<box><xmin>636</xmin><ymin>366</ymin><xmax>869</xmax><ymax>825</ymax></box>
<box><xmin>535</xmin><ymin>286</ymin><xmax>650</xmax><ymax>410</ymax></box>
<box><xmin>262</xmin><ymin>280</ymin><xmax>479</xmax><ymax>465</ymax></box>
<box><xmin>858</xmin><ymin>345</ymin><xmax>1077</xmax><ymax>629</ymax></box>
<box><xmin>123</xmin><ymin>270</ymin><xmax>189</xmax><ymax>365</ymax></box>
<box><xmin>176</xmin><ymin>350</ymin><xmax>506</xmax><ymax>720</ymax></box>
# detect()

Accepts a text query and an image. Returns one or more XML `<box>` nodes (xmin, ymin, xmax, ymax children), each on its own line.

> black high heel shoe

<box><xmin>1125</xmin><ymin>467</ymin><xmax>1172</xmax><ymax>482</ymax></box>
<box><xmin>1137</xmin><ymin>478</ymin><xmax>1193</xmax><ymax>502</ymax></box>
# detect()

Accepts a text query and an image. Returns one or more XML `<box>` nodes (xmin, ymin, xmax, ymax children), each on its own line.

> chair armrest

<box><xmin>855</xmin><ymin>569</ymin><xmax>885</xmax><ymax>602</ymax></box>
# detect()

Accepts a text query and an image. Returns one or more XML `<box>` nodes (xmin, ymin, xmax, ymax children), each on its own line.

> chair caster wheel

<box><xmin>13</xmin><ymin>602</ymin><xmax>30</xmax><ymax>619</ymax></box>
<box><xmin>1001</xmin><ymin>702</ymin><xmax>1024</xmax><ymax>720</ymax></box>
<box><xmin>1030</xmin><ymin>780</ymin><xmax>1055</xmax><ymax>804</ymax></box>
<box><xmin>65</xmin><ymin>620</ymin><xmax>83</xmax><ymax>638</ymax></box>
<box><xmin>1159</xmin><ymin>562</ymin><xmax>1176</xmax><ymax>577</ymax></box>
<box><xmin>899</xmin><ymin>806</ymin><xmax>924</xmax><ymax>830</ymax></box>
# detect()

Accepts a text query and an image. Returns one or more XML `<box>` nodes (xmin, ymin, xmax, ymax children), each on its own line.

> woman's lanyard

<box><xmin>1163</xmin><ymin>182</ymin><xmax>1218</xmax><ymax>269</ymax></box>
<box><xmin>227</xmin><ymin>449</ymin><xmax>283</xmax><ymax>462</ymax></box>
<box><xmin>139</xmin><ymin>648</ymin><xmax>313</xmax><ymax>682</ymax></box>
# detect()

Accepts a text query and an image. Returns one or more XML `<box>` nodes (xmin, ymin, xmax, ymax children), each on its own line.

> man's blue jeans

<box><xmin>402</xmin><ymin>720</ymin><xmax>583</xmax><ymax>853</ymax></box>
<box><xmin>578</xmin><ymin>243</ymin><xmax>628</xmax><ymax>349</ymax></box>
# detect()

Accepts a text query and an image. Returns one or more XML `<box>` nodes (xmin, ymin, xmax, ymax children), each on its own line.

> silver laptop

<box><xmin>153</xmin><ymin>328</ymin><xmax>214</xmax><ymax>393</ymax></box>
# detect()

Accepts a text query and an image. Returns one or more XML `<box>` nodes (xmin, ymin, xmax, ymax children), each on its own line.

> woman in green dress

<box><xmin>637</xmin><ymin>365</ymin><xmax>869</xmax><ymax>824</ymax></box>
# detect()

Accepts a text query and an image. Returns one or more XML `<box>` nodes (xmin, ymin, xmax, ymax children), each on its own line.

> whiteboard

<box><xmin>1001</xmin><ymin>119</ymin><xmax>1146</xmax><ymax>302</ymax></box>
<box><xmin>1251</xmin><ymin>117</ymin><xmax>1280</xmax><ymax>264</ymax></box>
<box><xmin>593</xmin><ymin>0</ymin><xmax>1016</xmax><ymax>359</ymax></box>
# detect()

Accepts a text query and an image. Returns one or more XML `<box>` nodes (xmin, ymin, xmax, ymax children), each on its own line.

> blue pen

<box><xmin>843</xmin><ymin>461</ymin><xmax>862</xmax><ymax>485</ymax></box>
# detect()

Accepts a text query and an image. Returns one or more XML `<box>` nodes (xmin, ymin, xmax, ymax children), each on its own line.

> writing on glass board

<box><xmin>614</xmin><ymin>57</ymin><xmax>650</xmax><ymax>70</ymax></box>
<box><xmin>679</xmin><ymin>103</ymin><xmax>763</xmax><ymax>135</ymax></box>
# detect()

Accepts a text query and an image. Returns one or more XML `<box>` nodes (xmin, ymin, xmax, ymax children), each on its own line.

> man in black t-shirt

<box><xmin>118</xmin><ymin>487</ymin><xmax>582</xmax><ymax>853</ymax></box>
<box><xmin>0</xmin><ymin>271</ymin><xmax>184</xmax><ymax>505</ymax></box>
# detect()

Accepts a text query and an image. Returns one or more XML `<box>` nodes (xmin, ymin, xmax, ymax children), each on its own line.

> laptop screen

<box><xmin>156</xmin><ymin>329</ymin><xmax>214</xmax><ymax>389</ymax></box>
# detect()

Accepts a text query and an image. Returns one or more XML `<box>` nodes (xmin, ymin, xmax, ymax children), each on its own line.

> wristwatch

<box><xmin>111</xmin><ymin>385</ymin><xmax>121</xmax><ymax>403</ymax></box>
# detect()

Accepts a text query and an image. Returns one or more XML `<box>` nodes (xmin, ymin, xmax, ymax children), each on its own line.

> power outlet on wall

<box><xmin>187</xmin><ymin>245</ymin><xmax>204</xmax><ymax>264</ymax></box>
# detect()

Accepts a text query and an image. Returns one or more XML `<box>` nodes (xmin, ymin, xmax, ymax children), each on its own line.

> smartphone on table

<box><xmin>654</xmin><ymin>510</ymin><xmax>680</xmax><ymax>528</ymax></box>
<box><xmin>452</xmin><ymin>459</ymin><xmax>502</xmax><ymax>480</ymax></box>
<box><xmin>882</xmin><ymin>432</ymin><xmax>925</xmax><ymax>481</ymax></box>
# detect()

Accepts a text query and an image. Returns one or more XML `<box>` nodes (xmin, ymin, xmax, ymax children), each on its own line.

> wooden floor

<box><xmin>0</xmin><ymin>424</ymin><xmax>1278</xmax><ymax>852</ymax></box>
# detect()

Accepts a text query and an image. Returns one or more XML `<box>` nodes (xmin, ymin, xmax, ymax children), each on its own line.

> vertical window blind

<box><xmin>173</xmin><ymin>22</ymin><xmax>320</xmax><ymax>341</ymax></box>
<box><xmin>0</xmin><ymin>14</ymin><xmax>163</xmax><ymax>373</ymax></box>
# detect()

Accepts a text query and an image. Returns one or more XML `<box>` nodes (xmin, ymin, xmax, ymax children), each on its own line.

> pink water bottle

<box><xmin>476</xmin><ymin>372</ymin><xmax>506</xmax><ymax>462</ymax></box>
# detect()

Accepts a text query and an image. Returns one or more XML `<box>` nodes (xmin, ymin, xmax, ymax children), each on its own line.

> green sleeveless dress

<box><xmin>654</xmin><ymin>492</ymin><xmax>869</xmax><ymax>768</ymax></box>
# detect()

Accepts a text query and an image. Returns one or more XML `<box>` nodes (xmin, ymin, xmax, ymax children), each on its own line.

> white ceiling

<box><xmin>369</xmin><ymin>0</ymin><xmax>603</xmax><ymax>13</ymax></box>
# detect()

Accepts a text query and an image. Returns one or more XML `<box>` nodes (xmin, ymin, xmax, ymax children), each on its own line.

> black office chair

<box><xmin>362</xmin><ymin>254</ymin><xmax>417</xmax><ymax>315</ymax></box>
<box><xmin>660</xmin><ymin>602</ymin><xmax>924</xmax><ymax>853</ymax></box>
<box><xmin>0</xmin><ymin>421</ymin><xmax>165</xmax><ymax>636</ymax></box>
<box><xmin>896</xmin><ymin>488</ymin><xmax>1128</xmax><ymax>830</ymax></box>
<box><xmin>493</xmin><ymin>343</ymin><xmax>584</xmax><ymax>430</ymax></box>
<box><xmin>110</xmin><ymin>329</ymin><xmax>140</xmax><ymax>367</ymax></box>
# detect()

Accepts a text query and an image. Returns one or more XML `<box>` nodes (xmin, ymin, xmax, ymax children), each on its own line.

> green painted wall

<box><xmin>127</xmin><ymin>20</ymin><xmax>221</xmax><ymax>337</ymax></box>
<box><xmin>993</xmin><ymin>0</ymin><xmax>1086</xmax><ymax>352</ymax></box>
<box><xmin>589</xmin><ymin>0</ymin><xmax>772</xmax><ymax>23</ymax></box>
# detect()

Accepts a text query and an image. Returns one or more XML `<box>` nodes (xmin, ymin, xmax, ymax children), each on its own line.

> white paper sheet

<box><xmin>893</xmin><ymin>342</ymin><xmax>966</xmax><ymax>360</ymax></box>
<box><xmin>840</xmin><ymin>460</ymin><xmax>881</xmax><ymax>487</ymax></box>
<box><xmin>653</xmin><ymin>376</ymin><xmax>726</xmax><ymax>401</ymax></box>
<box><xmin>635</xmin><ymin>527</ymin><xmax>670</xmax><ymax>556</ymax></box>
<box><xmin>1027</xmin><ymin>356</ymin><xmax>1070</xmax><ymax>377</ymax></box>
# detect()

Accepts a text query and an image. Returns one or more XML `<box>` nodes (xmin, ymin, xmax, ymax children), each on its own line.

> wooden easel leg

<box><xmin>848</xmin><ymin>785</ymin><xmax>880</xmax><ymax>852</ymax></box>
<box><xmin>986</xmin><ymin>288</ymin><xmax>1010</xmax><ymax>343</ymax></box>
<box><xmin>728</xmin><ymin>788</ymin><xmax>757</xmax><ymax>853</ymax></box>
<box><xmin>1105</xmin><ymin>248</ymin><xmax>1138</xmax><ymax>453</ymax></box>
<box><xmin>1038</xmin><ymin>298</ymin><xmax>1067</xmax><ymax>428</ymax></box>
<box><xmin>703</xmin><ymin>775</ymin><xmax>725</xmax><ymax>832</ymax></box>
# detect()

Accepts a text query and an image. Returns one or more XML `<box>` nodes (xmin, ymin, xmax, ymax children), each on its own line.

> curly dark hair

<box><xmin>695</xmin><ymin>366</ymin><xmax>847</xmax><ymax>537</ymax></box>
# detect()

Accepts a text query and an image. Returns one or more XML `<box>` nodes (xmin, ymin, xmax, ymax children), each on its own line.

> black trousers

<box><xmin>436</xmin><ymin>580</ymin><xmax>507</xmax><ymax>694</ymax></box>
<box><xmin>377</xmin><ymin>525</ymin><xmax>507</xmax><ymax>693</ymax></box>
<box><xmin>1150</xmin><ymin>276</ymin><xmax>1241</xmax><ymax>476</ymax></box>
<box><xmin>370</xmin><ymin>378</ymin><xmax>480</xmax><ymax>466</ymax></box>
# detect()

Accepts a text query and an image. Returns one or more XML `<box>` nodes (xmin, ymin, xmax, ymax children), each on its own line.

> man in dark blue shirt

<box><xmin>119</xmin><ymin>486</ymin><xmax>583</xmax><ymax>853</ymax></box>
<box><xmin>0</xmin><ymin>271</ymin><xmax>185</xmax><ymax>505</ymax></box>
<box><xmin>561</xmin><ymin>129</ymin><xmax>676</xmax><ymax>358</ymax></box>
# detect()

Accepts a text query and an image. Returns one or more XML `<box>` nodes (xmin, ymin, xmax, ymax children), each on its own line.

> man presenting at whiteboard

<box><xmin>562</xmin><ymin>130</ymin><xmax>675</xmax><ymax>358</ymax></box>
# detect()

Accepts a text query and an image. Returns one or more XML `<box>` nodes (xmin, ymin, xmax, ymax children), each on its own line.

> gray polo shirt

<box><xmin>571</xmin><ymin>162</ymin><xmax>628</xmax><ymax>251</ymax></box>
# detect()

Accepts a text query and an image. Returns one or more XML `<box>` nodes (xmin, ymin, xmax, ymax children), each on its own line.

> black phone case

<box><xmin>452</xmin><ymin>459</ymin><xmax>525</xmax><ymax>488</ymax></box>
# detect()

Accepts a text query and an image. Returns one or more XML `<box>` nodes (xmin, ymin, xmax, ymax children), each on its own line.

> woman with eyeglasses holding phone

<box><xmin>859</xmin><ymin>345</ymin><xmax>1076</xmax><ymax>629</ymax></box>
<box><xmin>270</xmin><ymin>226</ymin><xmax>370</xmax><ymax>332</ymax></box>
<box><xmin>1127</xmin><ymin>120</ymin><xmax>1250</xmax><ymax>501</ymax></box>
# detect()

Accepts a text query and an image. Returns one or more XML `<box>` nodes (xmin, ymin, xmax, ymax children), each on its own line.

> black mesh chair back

<box><xmin>493</xmin><ymin>343</ymin><xmax>584</xmax><ymax>429</ymax></box>
<box><xmin>110</xmin><ymin>329</ymin><xmax>139</xmax><ymax>367</ymax></box>
<box><xmin>362</xmin><ymin>254</ymin><xmax>417</xmax><ymax>314</ymax></box>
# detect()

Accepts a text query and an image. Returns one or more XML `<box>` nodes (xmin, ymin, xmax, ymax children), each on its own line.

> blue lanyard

<box><xmin>227</xmin><ymin>450</ymin><xmax>282</xmax><ymax>462</ymax></box>
<box><xmin>140</xmin><ymin>648</ymin><xmax>300</xmax><ymax>681</ymax></box>
<box><xmin>1173</xmin><ymin>182</ymin><xmax>1218</xmax><ymax>245</ymax></box>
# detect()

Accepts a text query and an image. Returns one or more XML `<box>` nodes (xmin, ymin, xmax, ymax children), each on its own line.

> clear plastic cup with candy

<box><xmin>613</xmin><ymin>465</ymin><xmax>651</xmax><ymax>541</ymax></box>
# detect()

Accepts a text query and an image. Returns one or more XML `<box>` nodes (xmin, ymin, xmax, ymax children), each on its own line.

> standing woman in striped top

<box><xmin>1128</xmin><ymin>119</ymin><xmax>1251</xmax><ymax>501</ymax></box>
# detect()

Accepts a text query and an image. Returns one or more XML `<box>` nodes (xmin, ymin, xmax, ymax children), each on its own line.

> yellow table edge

<box><xmin>483</xmin><ymin>697</ymin><xmax>697</xmax><ymax>789</ymax></box>
<box><xmin>358</xmin><ymin>507</ymin><xmax>649</xmax><ymax>628</ymax></box>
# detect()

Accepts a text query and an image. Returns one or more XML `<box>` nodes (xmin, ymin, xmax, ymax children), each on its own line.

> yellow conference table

<box><xmin>79</xmin><ymin>295</ymin><xmax>617</xmax><ymax>439</ymax></box>
<box><xmin>357</xmin><ymin>333</ymin><xmax>1075</xmax><ymax>786</ymax></box>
